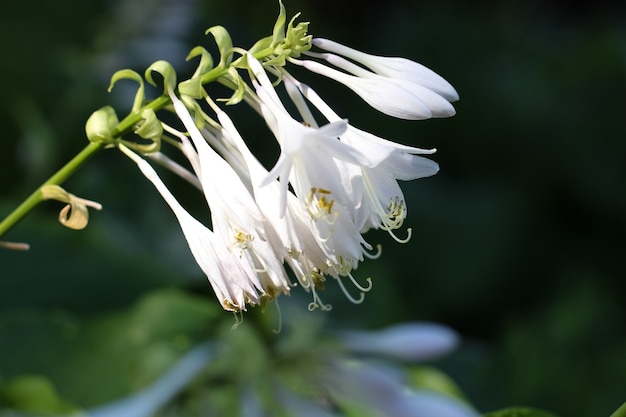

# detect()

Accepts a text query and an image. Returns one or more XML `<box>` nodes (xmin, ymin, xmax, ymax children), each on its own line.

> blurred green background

<box><xmin>0</xmin><ymin>0</ymin><xmax>624</xmax><ymax>416</ymax></box>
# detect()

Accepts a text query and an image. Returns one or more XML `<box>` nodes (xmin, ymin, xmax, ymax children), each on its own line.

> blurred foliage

<box><xmin>0</xmin><ymin>289</ymin><xmax>219</xmax><ymax>410</ymax></box>
<box><xmin>0</xmin><ymin>0</ymin><xmax>625</xmax><ymax>416</ymax></box>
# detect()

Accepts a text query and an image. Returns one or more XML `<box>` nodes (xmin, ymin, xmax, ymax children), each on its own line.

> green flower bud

<box><xmin>85</xmin><ymin>106</ymin><xmax>119</xmax><ymax>145</ymax></box>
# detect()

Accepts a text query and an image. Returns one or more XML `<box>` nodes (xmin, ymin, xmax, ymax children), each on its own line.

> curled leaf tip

<box><xmin>41</xmin><ymin>185</ymin><xmax>102</xmax><ymax>230</ymax></box>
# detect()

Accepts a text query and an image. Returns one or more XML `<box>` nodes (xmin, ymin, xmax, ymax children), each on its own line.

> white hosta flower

<box><xmin>294</xmin><ymin>57</ymin><xmax>435</xmax><ymax>120</ymax></box>
<box><xmin>216</xmin><ymin>109</ymin><xmax>332</xmax><ymax>299</ymax></box>
<box><xmin>119</xmin><ymin>145</ymin><xmax>262</xmax><ymax>311</ymax></box>
<box><xmin>312</xmin><ymin>37</ymin><xmax>459</xmax><ymax>102</ymax></box>
<box><xmin>283</xmin><ymin>74</ymin><xmax>439</xmax><ymax>239</ymax></box>
<box><xmin>248</xmin><ymin>55</ymin><xmax>373</xmax><ymax>272</ymax></box>
<box><xmin>290</xmin><ymin>38</ymin><xmax>458</xmax><ymax>120</ymax></box>
<box><xmin>169</xmin><ymin>92</ymin><xmax>292</xmax><ymax>302</ymax></box>
<box><xmin>343</xmin><ymin>127</ymin><xmax>439</xmax><ymax>238</ymax></box>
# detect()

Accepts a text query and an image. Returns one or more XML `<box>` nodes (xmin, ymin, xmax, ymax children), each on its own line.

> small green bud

<box><xmin>85</xmin><ymin>106</ymin><xmax>119</xmax><ymax>145</ymax></box>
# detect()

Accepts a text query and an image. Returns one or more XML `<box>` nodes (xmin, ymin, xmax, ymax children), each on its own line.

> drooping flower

<box><xmin>118</xmin><ymin>144</ymin><xmax>262</xmax><ymax>311</ymax></box>
<box><xmin>287</xmin><ymin>38</ymin><xmax>459</xmax><ymax>120</ymax></box>
<box><xmin>247</xmin><ymin>54</ymin><xmax>374</xmax><ymax>277</ymax></box>
<box><xmin>282</xmin><ymin>73</ymin><xmax>439</xmax><ymax>240</ymax></box>
<box><xmin>215</xmin><ymin>108</ymin><xmax>337</xmax><ymax>309</ymax></box>
<box><xmin>311</xmin><ymin>38</ymin><xmax>459</xmax><ymax>102</ymax></box>
<box><xmin>168</xmin><ymin>92</ymin><xmax>292</xmax><ymax>303</ymax></box>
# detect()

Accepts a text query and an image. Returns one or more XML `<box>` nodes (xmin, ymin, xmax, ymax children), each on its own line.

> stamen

<box><xmin>312</xmin><ymin>268</ymin><xmax>326</xmax><ymax>290</ymax></box>
<box><xmin>307</xmin><ymin>187</ymin><xmax>339</xmax><ymax>224</ymax></box>
<box><xmin>361</xmin><ymin>173</ymin><xmax>412</xmax><ymax>243</ymax></box>
<box><xmin>272</xmin><ymin>298</ymin><xmax>283</xmax><ymax>334</ymax></box>
<box><xmin>347</xmin><ymin>273</ymin><xmax>373</xmax><ymax>293</ymax></box>
<box><xmin>308</xmin><ymin>286</ymin><xmax>333</xmax><ymax>311</ymax></box>
<box><xmin>362</xmin><ymin>243</ymin><xmax>383</xmax><ymax>259</ymax></box>
<box><xmin>231</xmin><ymin>310</ymin><xmax>244</xmax><ymax>329</ymax></box>
<box><xmin>335</xmin><ymin>276</ymin><xmax>366</xmax><ymax>304</ymax></box>
<box><xmin>333</xmin><ymin>256</ymin><xmax>354</xmax><ymax>276</ymax></box>
<box><xmin>387</xmin><ymin>227</ymin><xmax>413</xmax><ymax>244</ymax></box>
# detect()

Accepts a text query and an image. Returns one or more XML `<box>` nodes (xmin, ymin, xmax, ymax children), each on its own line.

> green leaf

<box><xmin>483</xmin><ymin>407</ymin><xmax>561</xmax><ymax>417</ymax></box>
<box><xmin>0</xmin><ymin>289</ymin><xmax>220</xmax><ymax>408</ymax></box>
<box><xmin>0</xmin><ymin>375</ymin><xmax>79</xmax><ymax>414</ymax></box>
<box><xmin>407</xmin><ymin>365</ymin><xmax>470</xmax><ymax>404</ymax></box>
<box><xmin>611</xmin><ymin>402</ymin><xmax>626</xmax><ymax>417</ymax></box>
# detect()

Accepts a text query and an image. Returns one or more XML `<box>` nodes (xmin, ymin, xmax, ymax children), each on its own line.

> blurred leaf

<box><xmin>0</xmin><ymin>375</ymin><xmax>78</xmax><ymax>414</ymax></box>
<box><xmin>483</xmin><ymin>407</ymin><xmax>560</xmax><ymax>417</ymax></box>
<box><xmin>0</xmin><ymin>289</ymin><xmax>220</xmax><ymax>410</ymax></box>
<box><xmin>610</xmin><ymin>402</ymin><xmax>626</xmax><ymax>417</ymax></box>
<box><xmin>407</xmin><ymin>365</ymin><xmax>470</xmax><ymax>404</ymax></box>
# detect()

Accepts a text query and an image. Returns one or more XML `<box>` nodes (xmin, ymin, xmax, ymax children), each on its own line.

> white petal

<box><xmin>381</xmin><ymin>152</ymin><xmax>440</xmax><ymax>181</ymax></box>
<box><xmin>340</xmin><ymin>322</ymin><xmax>459</xmax><ymax>361</ymax></box>
<box><xmin>299</xmin><ymin>59</ymin><xmax>433</xmax><ymax>120</ymax></box>
<box><xmin>312</xmin><ymin>38</ymin><xmax>459</xmax><ymax>102</ymax></box>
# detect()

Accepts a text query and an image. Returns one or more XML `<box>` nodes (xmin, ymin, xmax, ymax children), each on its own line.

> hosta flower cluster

<box><xmin>87</xmin><ymin>2</ymin><xmax>458</xmax><ymax>312</ymax></box>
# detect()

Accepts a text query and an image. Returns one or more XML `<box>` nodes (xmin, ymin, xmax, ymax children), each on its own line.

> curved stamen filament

<box><xmin>308</xmin><ymin>286</ymin><xmax>332</xmax><ymax>311</ymax></box>
<box><xmin>347</xmin><ymin>273</ymin><xmax>373</xmax><ymax>293</ymax></box>
<box><xmin>361</xmin><ymin>172</ymin><xmax>412</xmax><ymax>243</ymax></box>
<box><xmin>362</xmin><ymin>243</ymin><xmax>382</xmax><ymax>259</ymax></box>
<box><xmin>335</xmin><ymin>276</ymin><xmax>366</xmax><ymax>304</ymax></box>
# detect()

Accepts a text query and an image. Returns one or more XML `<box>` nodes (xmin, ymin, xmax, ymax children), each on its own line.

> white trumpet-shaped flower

<box><xmin>289</xmin><ymin>38</ymin><xmax>458</xmax><ymax>120</ymax></box>
<box><xmin>119</xmin><ymin>145</ymin><xmax>262</xmax><ymax>311</ymax></box>
<box><xmin>283</xmin><ymin>74</ymin><xmax>439</xmax><ymax>240</ymax></box>
<box><xmin>215</xmin><ymin>109</ymin><xmax>333</xmax><ymax>303</ymax></box>
<box><xmin>249</xmin><ymin>55</ymin><xmax>371</xmax><ymax>258</ymax></box>
<box><xmin>312</xmin><ymin>38</ymin><xmax>459</xmax><ymax>102</ymax></box>
<box><xmin>169</xmin><ymin>91</ymin><xmax>292</xmax><ymax>302</ymax></box>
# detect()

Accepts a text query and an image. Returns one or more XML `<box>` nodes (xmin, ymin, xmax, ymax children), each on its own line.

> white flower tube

<box><xmin>119</xmin><ymin>145</ymin><xmax>261</xmax><ymax>311</ymax></box>
<box><xmin>310</xmin><ymin>51</ymin><xmax>456</xmax><ymax>118</ymax></box>
<box><xmin>169</xmin><ymin>93</ymin><xmax>292</xmax><ymax>301</ymax></box>
<box><xmin>293</xmin><ymin>57</ymin><xmax>434</xmax><ymax>120</ymax></box>
<box><xmin>312</xmin><ymin>38</ymin><xmax>459</xmax><ymax>102</ymax></box>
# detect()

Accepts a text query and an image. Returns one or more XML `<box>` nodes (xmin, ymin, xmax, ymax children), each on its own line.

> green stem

<box><xmin>0</xmin><ymin>141</ymin><xmax>104</xmax><ymax>239</ymax></box>
<box><xmin>0</xmin><ymin>94</ymin><xmax>174</xmax><ymax>241</ymax></box>
<box><xmin>611</xmin><ymin>402</ymin><xmax>626</xmax><ymax>417</ymax></box>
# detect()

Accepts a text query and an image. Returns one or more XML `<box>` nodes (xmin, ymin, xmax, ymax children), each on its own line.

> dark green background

<box><xmin>1</xmin><ymin>1</ymin><xmax>624</xmax><ymax>416</ymax></box>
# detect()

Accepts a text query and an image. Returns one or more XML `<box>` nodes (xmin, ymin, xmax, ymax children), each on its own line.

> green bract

<box><xmin>108</xmin><ymin>69</ymin><xmax>145</xmax><ymax>113</ymax></box>
<box><xmin>145</xmin><ymin>60</ymin><xmax>177</xmax><ymax>95</ymax></box>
